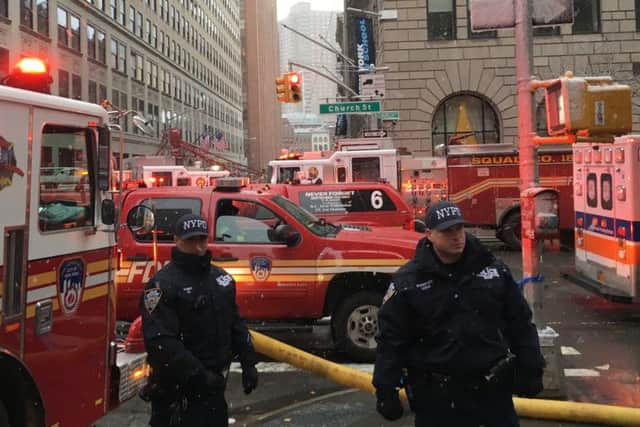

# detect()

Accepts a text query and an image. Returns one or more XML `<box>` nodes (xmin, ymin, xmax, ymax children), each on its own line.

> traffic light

<box><xmin>544</xmin><ymin>74</ymin><xmax>632</xmax><ymax>137</ymax></box>
<box><xmin>288</xmin><ymin>71</ymin><xmax>302</xmax><ymax>103</ymax></box>
<box><xmin>0</xmin><ymin>57</ymin><xmax>52</xmax><ymax>94</ymax></box>
<box><xmin>275</xmin><ymin>74</ymin><xmax>290</xmax><ymax>103</ymax></box>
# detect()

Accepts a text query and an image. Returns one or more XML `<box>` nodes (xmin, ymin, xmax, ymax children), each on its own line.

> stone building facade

<box><xmin>380</xmin><ymin>0</ymin><xmax>640</xmax><ymax>154</ymax></box>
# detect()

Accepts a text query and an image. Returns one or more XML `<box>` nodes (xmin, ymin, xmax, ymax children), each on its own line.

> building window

<box><xmin>145</xmin><ymin>18</ymin><xmax>150</xmax><ymax>43</ymax></box>
<box><xmin>431</xmin><ymin>93</ymin><xmax>500</xmax><ymax>150</ymax></box>
<box><xmin>0</xmin><ymin>0</ymin><xmax>7</xmax><ymax>18</ymax></box>
<box><xmin>87</xmin><ymin>25</ymin><xmax>106</xmax><ymax>63</ymax></box>
<box><xmin>573</xmin><ymin>0</ymin><xmax>600</xmax><ymax>34</ymax></box>
<box><xmin>58</xmin><ymin>69</ymin><xmax>69</xmax><ymax>97</ymax></box>
<box><xmin>99</xmin><ymin>83</ymin><xmax>107</xmax><ymax>104</ymax></box>
<box><xmin>36</xmin><ymin>0</ymin><xmax>49</xmax><ymax>35</ymax></box>
<box><xmin>111</xmin><ymin>38</ymin><xmax>126</xmax><ymax>73</ymax></box>
<box><xmin>21</xmin><ymin>0</ymin><xmax>33</xmax><ymax>28</ymax></box>
<box><xmin>636</xmin><ymin>0</ymin><xmax>640</xmax><ymax>31</ymax></box>
<box><xmin>128</xmin><ymin>6</ymin><xmax>134</xmax><ymax>32</ymax></box>
<box><xmin>467</xmin><ymin>5</ymin><xmax>495</xmax><ymax>39</ymax></box>
<box><xmin>136</xmin><ymin>11</ymin><xmax>142</xmax><ymax>38</ymax></box>
<box><xmin>71</xmin><ymin>73</ymin><xmax>81</xmax><ymax>99</ymax></box>
<box><xmin>131</xmin><ymin>51</ymin><xmax>143</xmax><ymax>81</ymax></box>
<box><xmin>57</xmin><ymin>8</ymin><xmax>80</xmax><ymax>51</ymax></box>
<box><xmin>88</xmin><ymin>80</ymin><xmax>97</xmax><ymax>103</ymax></box>
<box><xmin>118</xmin><ymin>0</ymin><xmax>125</xmax><ymax>25</ymax></box>
<box><xmin>109</xmin><ymin>0</ymin><xmax>116</xmax><ymax>19</ymax></box>
<box><xmin>151</xmin><ymin>24</ymin><xmax>157</xmax><ymax>48</ymax></box>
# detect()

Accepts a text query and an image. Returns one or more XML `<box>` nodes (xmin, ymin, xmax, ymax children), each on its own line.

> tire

<box><xmin>500</xmin><ymin>211</ymin><xmax>522</xmax><ymax>251</ymax></box>
<box><xmin>332</xmin><ymin>291</ymin><xmax>382</xmax><ymax>362</ymax></box>
<box><xmin>0</xmin><ymin>400</ymin><xmax>10</xmax><ymax>427</ymax></box>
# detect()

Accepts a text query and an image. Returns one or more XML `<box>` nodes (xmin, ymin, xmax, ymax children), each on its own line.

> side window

<box><xmin>352</xmin><ymin>157</ymin><xmax>380</xmax><ymax>182</ymax></box>
<box><xmin>601</xmin><ymin>173</ymin><xmax>612</xmax><ymax>211</ymax></box>
<box><xmin>214</xmin><ymin>199</ymin><xmax>282</xmax><ymax>244</ymax></box>
<box><xmin>278</xmin><ymin>167</ymin><xmax>300</xmax><ymax>184</ymax></box>
<box><xmin>134</xmin><ymin>198</ymin><xmax>201</xmax><ymax>242</ymax></box>
<box><xmin>337</xmin><ymin>167</ymin><xmax>346</xmax><ymax>183</ymax></box>
<box><xmin>151</xmin><ymin>171</ymin><xmax>172</xmax><ymax>187</ymax></box>
<box><xmin>586</xmin><ymin>173</ymin><xmax>597</xmax><ymax>208</ymax></box>
<box><xmin>39</xmin><ymin>125</ymin><xmax>95</xmax><ymax>232</ymax></box>
<box><xmin>176</xmin><ymin>177</ymin><xmax>191</xmax><ymax>186</ymax></box>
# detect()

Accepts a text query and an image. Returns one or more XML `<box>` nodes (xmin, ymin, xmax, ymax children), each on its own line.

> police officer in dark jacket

<box><xmin>140</xmin><ymin>213</ymin><xmax>258</xmax><ymax>427</ymax></box>
<box><xmin>373</xmin><ymin>201</ymin><xmax>545</xmax><ymax>427</ymax></box>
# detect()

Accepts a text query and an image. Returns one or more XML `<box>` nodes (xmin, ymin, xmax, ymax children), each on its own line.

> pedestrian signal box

<box><xmin>289</xmin><ymin>71</ymin><xmax>302</xmax><ymax>103</ymax></box>
<box><xmin>544</xmin><ymin>75</ymin><xmax>632</xmax><ymax>137</ymax></box>
<box><xmin>275</xmin><ymin>74</ymin><xmax>290</xmax><ymax>103</ymax></box>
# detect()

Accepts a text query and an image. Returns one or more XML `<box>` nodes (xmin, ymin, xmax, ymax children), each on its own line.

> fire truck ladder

<box><xmin>155</xmin><ymin>128</ymin><xmax>262</xmax><ymax>180</ymax></box>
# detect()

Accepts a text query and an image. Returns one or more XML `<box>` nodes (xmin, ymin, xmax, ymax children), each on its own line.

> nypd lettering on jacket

<box><xmin>435</xmin><ymin>205</ymin><xmax>462</xmax><ymax>220</ymax></box>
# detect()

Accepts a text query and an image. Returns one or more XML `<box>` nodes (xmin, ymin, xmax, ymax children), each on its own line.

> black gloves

<box><xmin>514</xmin><ymin>368</ymin><xmax>544</xmax><ymax>397</ymax></box>
<box><xmin>242</xmin><ymin>364</ymin><xmax>258</xmax><ymax>395</ymax></box>
<box><xmin>376</xmin><ymin>387</ymin><xmax>403</xmax><ymax>421</ymax></box>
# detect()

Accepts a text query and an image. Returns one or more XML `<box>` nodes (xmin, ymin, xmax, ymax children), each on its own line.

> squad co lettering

<box><xmin>470</xmin><ymin>154</ymin><xmax>572</xmax><ymax>165</ymax></box>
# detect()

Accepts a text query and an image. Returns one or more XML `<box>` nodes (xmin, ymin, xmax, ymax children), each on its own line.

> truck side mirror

<box><xmin>273</xmin><ymin>224</ymin><xmax>301</xmax><ymax>247</ymax></box>
<box><xmin>126</xmin><ymin>205</ymin><xmax>155</xmax><ymax>235</ymax></box>
<box><xmin>101</xmin><ymin>199</ymin><xmax>115</xmax><ymax>225</ymax></box>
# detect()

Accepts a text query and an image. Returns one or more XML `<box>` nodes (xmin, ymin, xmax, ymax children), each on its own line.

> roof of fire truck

<box><xmin>0</xmin><ymin>84</ymin><xmax>108</xmax><ymax>120</ymax></box>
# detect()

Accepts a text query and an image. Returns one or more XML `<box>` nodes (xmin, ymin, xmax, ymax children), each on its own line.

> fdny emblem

<box><xmin>477</xmin><ymin>267</ymin><xmax>500</xmax><ymax>280</ymax></box>
<box><xmin>251</xmin><ymin>257</ymin><xmax>272</xmax><ymax>282</ymax></box>
<box><xmin>144</xmin><ymin>287</ymin><xmax>163</xmax><ymax>313</ymax></box>
<box><xmin>58</xmin><ymin>259</ymin><xmax>85</xmax><ymax>314</ymax></box>
<box><xmin>0</xmin><ymin>135</ymin><xmax>24</xmax><ymax>192</ymax></box>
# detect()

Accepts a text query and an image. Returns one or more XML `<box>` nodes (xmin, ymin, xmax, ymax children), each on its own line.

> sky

<box><xmin>276</xmin><ymin>0</ymin><xmax>344</xmax><ymax>21</ymax></box>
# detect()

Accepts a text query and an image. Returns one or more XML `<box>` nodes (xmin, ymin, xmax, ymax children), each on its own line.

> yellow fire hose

<box><xmin>250</xmin><ymin>330</ymin><xmax>640</xmax><ymax>426</ymax></box>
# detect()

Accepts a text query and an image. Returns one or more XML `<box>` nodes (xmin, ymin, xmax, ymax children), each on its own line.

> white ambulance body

<box><xmin>573</xmin><ymin>136</ymin><xmax>640</xmax><ymax>300</ymax></box>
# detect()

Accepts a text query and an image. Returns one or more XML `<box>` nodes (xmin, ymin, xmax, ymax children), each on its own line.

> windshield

<box><xmin>271</xmin><ymin>195</ymin><xmax>340</xmax><ymax>237</ymax></box>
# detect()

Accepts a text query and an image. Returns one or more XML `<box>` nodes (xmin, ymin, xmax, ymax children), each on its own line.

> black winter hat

<box><xmin>425</xmin><ymin>201</ymin><xmax>466</xmax><ymax>230</ymax></box>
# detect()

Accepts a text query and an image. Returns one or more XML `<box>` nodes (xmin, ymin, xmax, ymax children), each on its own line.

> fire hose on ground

<box><xmin>249</xmin><ymin>330</ymin><xmax>640</xmax><ymax>426</ymax></box>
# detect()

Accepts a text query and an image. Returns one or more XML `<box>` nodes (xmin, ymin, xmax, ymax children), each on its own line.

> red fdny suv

<box><xmin>116</xmin><ymin>178</ymin><xmax>422</xmax><ymax>361</ymax></box>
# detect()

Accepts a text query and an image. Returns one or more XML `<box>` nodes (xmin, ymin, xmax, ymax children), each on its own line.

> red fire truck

<box><xmin>269</xmin><ymin>141</ymin><xmax>573</xmax><ymax>249</ymax></box>
<box><xmin>0</xmin><ymin>61</ymin><xmax>146</xmax><ymax>426</ymax></box>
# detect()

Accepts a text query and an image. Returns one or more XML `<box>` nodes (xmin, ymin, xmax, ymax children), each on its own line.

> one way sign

<box><xmin>359</xmin><ymin>73</ymin><xmax>385</xmax><ymax>98</ymax></box>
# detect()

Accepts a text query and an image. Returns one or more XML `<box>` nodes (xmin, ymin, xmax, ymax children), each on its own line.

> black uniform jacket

<box><xmin>373</xmin><ymin>234</ymin><xmax>545</xmax><ymax>389</ymax></box>
<box><xmin>140</xmin><ymin>248</ymin><xmax>256</xmax><ymax>390</ymax></box>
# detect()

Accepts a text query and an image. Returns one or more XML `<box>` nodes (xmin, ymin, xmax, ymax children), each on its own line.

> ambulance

<box><xmin>0</xmin><ymin>60</ymin><xmax>147</xmax><ymax>426</ymax></box>
<box><xmin>573</xmin><ymin>137</ymin><xmax>640</xmax><ymax>301</ymax></box>
<box><xmin>116</xmin><ymin>178</ymin><xmax>421</xmax><ymax>361</ymax></box>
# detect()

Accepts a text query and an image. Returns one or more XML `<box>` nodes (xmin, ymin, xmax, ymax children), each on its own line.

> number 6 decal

<box><xmin>371</xmin><ymin>190</ymin><xmax>383</xmax><ymax>209</ymax></box>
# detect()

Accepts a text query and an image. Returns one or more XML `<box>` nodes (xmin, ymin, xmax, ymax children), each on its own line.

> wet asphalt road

<box><xmin>95</xmin><ymin>249</ymin><xmax>640</xmax><ymax>426</ymax></box>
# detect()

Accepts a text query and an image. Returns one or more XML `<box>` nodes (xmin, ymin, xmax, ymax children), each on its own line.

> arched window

<box><xmin>431</xmin><ymin>93</ymin><xmax>500</xmax><ymax>150</ymax></box>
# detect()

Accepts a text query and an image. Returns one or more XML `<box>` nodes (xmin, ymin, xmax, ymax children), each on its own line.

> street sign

<box><xmin>359</xmin><ymin>73</ymin><xmax>385</xmax><ymax>98</ymax></box>
<box><xmin>469</xmin><ymin>0</ymin><xmax>573</xmax><ymax>31</ymax></box>
<box><xmin>376</xmin><ymin>111</ymin><xmax>400</xmax><ymax>121</ymax></box>
<box><xmin>363</xmin><ymin>129</ymin><xmax>388</xmax><ymax>138</ymax></box>
<box><xmin>319</xmin><ymin>101</ymin><xmax>381</xmax><ymax>115</ymax></box>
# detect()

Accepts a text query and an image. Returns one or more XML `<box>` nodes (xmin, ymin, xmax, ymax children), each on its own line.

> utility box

<box><xmin>521</xmin><ymin>187</ymin><xmax>560</xmax><ymax>240</ymax></box>
<box><xmin>544</xmin><ymin>75</ymin><xmax>632</xmax><ymax>136</ymax></box>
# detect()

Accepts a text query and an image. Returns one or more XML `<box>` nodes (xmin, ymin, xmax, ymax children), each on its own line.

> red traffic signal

<box><xmin>1</xmin><ymin>57</ymin><xmax>52</xmax><ymax>94</ymax></box>
<box><xmin>288</xmin><ymin>71</ymin><xmax>302</xmax><ymax>103</ymax></box>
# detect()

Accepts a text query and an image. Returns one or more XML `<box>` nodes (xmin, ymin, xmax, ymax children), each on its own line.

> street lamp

<box><xmin>101</xmin><ymin>100</ymin><xmax>153</xmax><ymax>219</ymax></box>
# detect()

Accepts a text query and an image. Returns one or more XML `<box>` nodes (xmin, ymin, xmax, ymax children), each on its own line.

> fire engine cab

<box><xmin>0</xmin><ymin>61</ymin><xmax>146</xmax><ymax>426</ymax></box>
<box><xmin>117</xmin><ymin>178</ymin><xmax>420</xmax><ymax>361</ymax></box>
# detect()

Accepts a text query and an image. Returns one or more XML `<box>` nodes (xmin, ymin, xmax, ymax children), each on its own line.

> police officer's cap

<box><xmin>174</xmin><ymin>213</ymin><xmax>209</xmax><ymax>239</ymax></box>
<box><xmin>425</xmin><ymin>201</ymin><xmax>466</xmax><ymax>230</ymax></box>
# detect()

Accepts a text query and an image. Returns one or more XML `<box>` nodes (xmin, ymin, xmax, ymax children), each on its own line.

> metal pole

<box><xmin>515</xmin><ymin>0</ymin><xmax>543</xmax><ymax>325</ymax></box>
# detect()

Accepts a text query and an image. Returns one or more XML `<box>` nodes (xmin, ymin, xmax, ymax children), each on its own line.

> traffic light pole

<box><xmin>515</xmin><ymin>0</ymin><xmax>544</xmax><ymax>326</ymax></box>
<box><xmin>288</xmin><ymin>61</ymin><xmax>358</xmax><ymax>97</ymax></box>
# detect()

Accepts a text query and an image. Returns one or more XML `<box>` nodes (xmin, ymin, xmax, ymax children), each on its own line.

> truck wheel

<box><xmin>0</xmin><ymin>400</ymin><xmax>10</xmax><ymax>427</ymax></box>
<box><xmin>332</xmin><ymin>291</ymin><xmax>382</xmax><ymax>362</ymax></box>
<box><xmin>500</xmin><ymin>211</ymin><xmax>521</xmax><ymax>251</ymax></box>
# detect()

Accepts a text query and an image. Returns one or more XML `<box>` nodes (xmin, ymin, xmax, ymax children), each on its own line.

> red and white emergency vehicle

<box><xmin>116</xmin><ymin>178</ymin><xmax>421</xmax><ymax>361</ymax></box>
<box><xmin>572</xmin><ymin>137</ymin><xmax>640</xmax><ymax>301</ymax></box>
<box><xmin>0</xmin><ymin>78</ymin><xmax>146</xmax><ymax>425</ymax></box>
<box><xmin>268</xmin><ymin>141</ymin><xmax>573</xmax><ymax>249</ymax></box>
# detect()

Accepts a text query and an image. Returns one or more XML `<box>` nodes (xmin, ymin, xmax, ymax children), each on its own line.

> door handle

<box><xmin>211</xmin><ymin>256</ymin><xmax>238</xmax><ymax>262</ymax></box>
<box><xmin>125</xmin><ymin>255</ymin><xmax>153</xmax><ymax>261</ymax></box>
